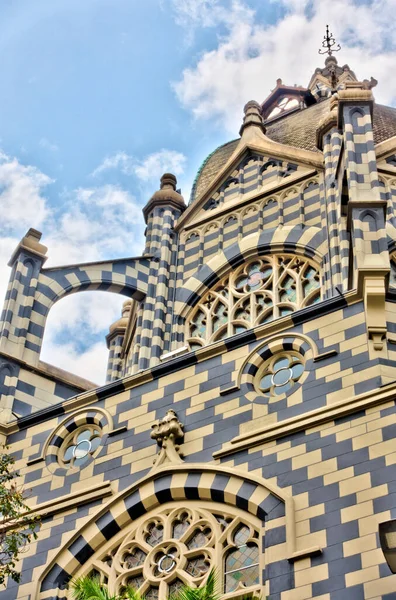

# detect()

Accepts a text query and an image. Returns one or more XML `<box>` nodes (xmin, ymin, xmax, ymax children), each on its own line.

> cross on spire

<box><xmin>318</xmin><ymin>25</ymin><xmax>341</xmax><ymax>56</ymax></box>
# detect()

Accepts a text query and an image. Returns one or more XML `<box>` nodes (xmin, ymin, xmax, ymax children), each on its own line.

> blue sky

<box><xmin>0</xmin><ymin>0</ymin><xmax>395</xmax><ymax>383</ymax></box>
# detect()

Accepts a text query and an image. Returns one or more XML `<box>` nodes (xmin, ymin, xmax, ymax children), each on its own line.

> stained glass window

<box><xmin>187</xmin><ymin>254</ymin><xmax>321</xmax><ymax>349</ymax></box>
<box><xmin>84</xmin><ymin>506</ymin><xmax>262</xmax><ymax>600</ymax></box>
<box><xmin>224</xmin><ymin>526</ymin><xmax>259</xmax><ymax>593</ymax></box>
<box><xmin>258</xmin><ymin>352</ymin><xmax>305</xmax><ymax>397</ymax></box>
<box><xmin>60</xmin><ymin>425</ymin><xmax>102</xmax><ymax>469</ymax></box>
<box><xmin>146</xmin><ymin>524</ymin><xmax>164</xmax><ymax>547</ymax></box>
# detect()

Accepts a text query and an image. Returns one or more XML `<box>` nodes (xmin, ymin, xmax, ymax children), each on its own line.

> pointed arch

<box><xmin>175</xmin><ymin>226</ymin><xmax>325</xmax><ymax>317</ymax></box>
<box><xmin>36</xmin><ymin>463</ymin><xmax>320</xmax><ymax>600</ymax></box>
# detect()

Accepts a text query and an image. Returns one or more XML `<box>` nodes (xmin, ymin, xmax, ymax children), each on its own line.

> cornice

<box><xmin>213</xmin><ymin>380</ymin><xmax>396</xmax><ymax>459</ymax></box>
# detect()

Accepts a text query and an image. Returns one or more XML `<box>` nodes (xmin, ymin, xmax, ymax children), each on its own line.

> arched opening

<box><xmin>40</xmin><ymin>291</ymin><xmax>125</xmax><ymax>385</ymax></box>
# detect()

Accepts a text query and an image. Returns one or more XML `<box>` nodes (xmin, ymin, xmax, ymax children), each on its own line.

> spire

<box><xmin>318</xmin><ymin>25</ymin><xmax>341</xmax><ymax>57</ymax></box>
<box><xmin>239</xmin><ymin>100</ymin><xmax>266</xmax><ymax>137</ymax></box>
<box><xmin>143</xmin><ymin>173</ymin><xmax>186</xmax><ymax>222</ymax></box>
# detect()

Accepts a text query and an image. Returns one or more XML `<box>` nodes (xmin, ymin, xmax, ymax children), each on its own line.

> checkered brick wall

<box><xmin>5</xmin><ymin>297</ymin><xmax>396</xmax><ymax>600</ymax></box>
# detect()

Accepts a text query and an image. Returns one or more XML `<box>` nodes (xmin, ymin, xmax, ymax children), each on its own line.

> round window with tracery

<box><xmin>45</xmin><ymin>409</ymin><xmax>110</xmax><ymax>475</ymax></box>
<box><xmin>84</xmin><ymin>506</ymin><xmax>262</xmax><ymax>600</ymax></box>
<box><xmin>256</xmin><ymin>352</ymin><xmax>305</xmax><ymax>397</ymax></box>
<box><xmin>60</xmin><ymin>425</ymin><xmax>102</xmax><ymax>468</ymax></box>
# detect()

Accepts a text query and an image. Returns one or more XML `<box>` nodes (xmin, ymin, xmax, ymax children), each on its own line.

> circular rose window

<box><xmin>256</xmin><ymin>352</ymin><xmax>305</xmax><ymax>397</ymax></box>
<box><xmin>86</xmin><ymin>506</ymin><xmax>261</xmax><ymax>599</ymax></box>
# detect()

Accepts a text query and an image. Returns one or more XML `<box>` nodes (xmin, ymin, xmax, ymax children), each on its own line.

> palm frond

<box><xmin>70</xmin><ymin>575</ymin><xmax>114</xmax><ymax>600</ymax></box>
<box><xmin>123</xmin><ymin>585</ymin><xmax>145</xmax><ymax>600</ymax></box>
<box><xmin>170</xmin><ymin>569</ymin><xmax>220</xmax><ymax>600</ymax></box>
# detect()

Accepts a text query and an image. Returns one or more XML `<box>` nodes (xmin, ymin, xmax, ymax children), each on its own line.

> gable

<box><xmin>186</xmin><ymin>150</ymin><xmax>314</xmax><ymax>226</ymax></box>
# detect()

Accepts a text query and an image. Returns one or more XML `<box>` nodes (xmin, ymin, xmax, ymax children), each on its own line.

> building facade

<box><xmin>3</xmin><ymin>50</ymin><xmax>396</xmax><ymax>600</ymax></box>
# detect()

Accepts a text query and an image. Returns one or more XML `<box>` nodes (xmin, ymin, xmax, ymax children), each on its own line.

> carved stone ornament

<box><xmin>150</xmin><ymin>409</ymin><xmax>184</xmax><ymax>470</ymax></box>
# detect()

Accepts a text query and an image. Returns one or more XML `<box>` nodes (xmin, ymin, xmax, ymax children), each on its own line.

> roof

<box><xmin>189</xmin><ymin>101</ymin><xmax>396</xmax><ymax>204</ymax></box>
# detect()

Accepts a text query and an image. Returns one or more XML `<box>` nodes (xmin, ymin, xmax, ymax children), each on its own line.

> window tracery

<box><xmin>256</xmin><ymin>352</ymin><xmax>305</xmax><ymax>397</ymax></box>
<box><xmin>85</xmin><ymin>506</ymin><xmax>261</xmax><ymax>600</ymax></box>
<box><xmin>61</xmin><ymin>425</ymin><xmax>102</xmax><ymax>468</ymax></box>
<box><xmin>187</xmin><ymin>254</ymin><xmax>321</xmax><ymax>349</ymax></box>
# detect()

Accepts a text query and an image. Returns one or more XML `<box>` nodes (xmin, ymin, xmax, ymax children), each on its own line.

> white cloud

<box><xmin>173</xmin><ymin>0</ymin><xmax>396</xmax><ymax>133</ymax></box>
<box><xmin>39</xmin><ymin>137</ymin><xmax>59</xmax><ymax>152</ymax></box>
<box><xmin>46</xmin><ymin>184</ymin><xmax>144</xmax><ymax>265</ymax></box>
<box><xmin>133</xmin><ymin>149</ymin><xmax>187</xmax><ymax>182</ymax></box>
<box><xmin>0</xmin><ymin>151</ymin><xmax>52</xmax><ymax>232</ymax></box>
<box><xmin>41</xmin><ymin>338</ymin><xmax>113</xmax><ymax>385</ymax></box>
<box><xmin>92</xmin><ymin>149</ymin><xmax>187</xmax><ymax>183</ymax></box>
<box><xmin>0</xmin><ymin>151</ymin><xmax>146</xmax><ymax>383</ymax></box>
<box><xmin>41</xmin><ymin>292</ymin><xmax>124</xmax><ymax>384</ymax></box>
<box><xmin>91</xmin><ymin>151</ymin><xmax>135</xmax><ymax>177</ymax></box>
<box><xmin>171</xmin><ymin>0</ymin><xmax>248</xmax><ymax>28</ymax></box>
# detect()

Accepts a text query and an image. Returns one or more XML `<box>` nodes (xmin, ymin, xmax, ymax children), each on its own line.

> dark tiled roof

<box><xmin>190</xmin><ymin>101</ymin><xmax>396</xmax><ymax>204</ymax></box>
<box><xmin>190</xmin><ymin>139</ymin><xmax>239</xmax><ymax>204</ymax></box>
<box><xmin>373</xmin><ymin>103</ymin><xmax>396</xmax><ymax>145</ymax></box>
<box><xmin>265</xmin><ymin>100</ymin><xmax>329</xmax><ymax>152</ymax></box>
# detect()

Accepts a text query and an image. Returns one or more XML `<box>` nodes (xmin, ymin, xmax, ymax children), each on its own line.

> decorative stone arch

<box><xmin>36</xmin><ymin>464</ymin><xmax>320</xmax><ymax>600</ymax></box>
<box><xmin>280</xmin><ymin>186</ymin><xmax>299</xmax><ymax>201</ymax></box>
<box><xmin>235</xmin><ymin>332</ymin><xmax>318</xmax><ymax>403</ymax></box>
<box><xmin>42</xmin><ymin>406</ymin><xmax>114</xmax><ymax>475</ymax></box>
<box><xmin>37</xmin><ymin>258</ymin><xmax>150</xmax><ymax>313</ymax></box>
<box><xmin>175</xmin><ymin>227</ymin><xmax>326</xmax><ymax>318</ymax></box>
<box><xmin>2</xmin><ymin>256</ymin><xmax>151</xmax><ymax>363</ymax></box>
<box><xmin>299</xmin><ymin>177</ymin><xmax>320</xmax><ymax>194</ymax></box>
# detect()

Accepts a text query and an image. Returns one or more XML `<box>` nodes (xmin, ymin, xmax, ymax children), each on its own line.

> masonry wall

<box><xmin>4</xmin><ymin>295</ymin><xmax>396</xmax><ymax>600</ymax></box>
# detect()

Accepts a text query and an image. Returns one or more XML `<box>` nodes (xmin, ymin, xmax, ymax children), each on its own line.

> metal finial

<box><xmin>318</xmin><ymin>25</ymin><xmax>341</xmax><ymax>56</ymax></box>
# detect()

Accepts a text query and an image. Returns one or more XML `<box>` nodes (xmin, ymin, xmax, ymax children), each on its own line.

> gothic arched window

<box><xmin>80</xmin><ymin>505</ymin><xmax>262</xmax><ymax>600</ymax></box>
<box><xmin>187</xmin><ymin>254</ymin><xmax>321</xmax><ymax>350</ymax></box>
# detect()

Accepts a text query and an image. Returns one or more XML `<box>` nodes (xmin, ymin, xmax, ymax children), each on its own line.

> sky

<box><xmin>0</xmin><ymin>0</ymin><xmax>395</xmax><ymax>384</ymax></box>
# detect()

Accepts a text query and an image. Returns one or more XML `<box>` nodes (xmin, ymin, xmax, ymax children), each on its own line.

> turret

<box><xmin>106</xmin><ymin>300</ymin><xmax>131</xmax><ymax>382</ymax></box>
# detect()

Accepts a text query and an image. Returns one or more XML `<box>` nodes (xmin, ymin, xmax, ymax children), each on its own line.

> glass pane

<box><xmin>191</xmin><ymin>311</ymin><xmax>206</xmax><ymax>338</ymax></box>
<box><xmin>225</xmin><ymin>565</ymin><xmax>259</xmax><ymax>593</ymax></box>
<box><xmin>146</xmin><ymin>524</ymin><xmax>163</xmax><ymax>546</ymax></box>
<box><xmin>247</xmin><ymin>263</ymin><xmax>261</xmax><ymax>275</ymax></box>
<box><xmin>235</xmin><ymin>307</ymin><xmax>250</xmax><ymax>321</ymax></box>
<box><xmin>73</xmin><ymin>440</ymin><xmax>91</xmax><ymax>459</ymax></box>
<box><xmin>63</xmin><ymin>445</ymin><xmax>74</xmax><ymax>462</ymax></box>
<box><xmin>260</xmin><ymin>310</ymin><xmax>274</xmax><ymax>323</ymax></box>
<box><xmin>126</xmin><ymin>575</ymin><xmax>145</xmax><ymax>590</ymax></box>
<box><xmin>274</xmin><ymin>381</ymin><xmax>292</xmax><ymax>395</ymax></box>
<box><xmin>123</xmin><ymin>548</ymin><xmax>146</xmax><ymax>569</ymax></box>
<box><xmin>273</xmin><ymin>357</ymin><xmax>289</xmax><ymax>370</ymax></box>
<box><xmin>235</xmin><ymin>276</ymin><xmax>248</xmax><ymax>290</ymax></box>
<box><xmin>234</xmin><ymin>525</ymin><xmax>250</xmax><ymax>546</ymax></box>
<box><xmin>186</xmin><ymin>556</ymin><xmax>210</xmax><ymax>577</ymax></box>
<box><xmin>189</xmin><ymin>343</ymin><xmax>202</xmax><ymax>351</ymax></box>
<box><xmin>169</xmin><ymin>579</ymin><xmax>184</xmax><ymax>596</ymax></box>
<box><xmin>145</xmin><ymin>587</ymin><xmax>159</xmax><ymax>600</ymax></box>
<box><xmin>90</xmin><ymin>436</ymin><xmax>101</xmax><ymax>452</ymax></box>
<box><xmin>272</xmin><ymin>367</ymin><xmax>292</xmax><ymax>386</ymax></box>
<box><xmin>173</xmin><ymin>517</ymin><xmax>190</xmax><ymax>539</ymax></box>
<box><xmin>259</xmin><ymin>374</ymin><xmax>272</xmax><ymax>391</ymax></box>
<box><xmin>234</xmin><ymin>325</ymin><xmax>247</xmax><ymax>334</ymax></box>
<box><xmin>76</xmin><ymin>429</ymin><xmax>92</xmax><ymax>444</ymax></box>
<box><xmin>215</xmin><ymin>515</ymin><xmax>230</xmax><ymax>530</ymax></box>
<box><xmin>306</xmin><ymin>291</ymin><xmax>321</xmax><ymax>305</ymax></box>
<box><xmin>213</xmin><ymin>328</ymin><xmax>228</xmax><ymax>341</ymax></box>
<box><xmin>187</xmin><ymin>529</ymin><xmax>211</xmax><ymax>549</ymax></box>
<box><xmin>291</xmin><ymin>363</ymin><xmax>304</xmax><ymax>379</ymax></box>
<box><xmin>279</xmin><ymin>307</ymin><xmax>293</xmax><ymax>316</ymax></box>
<box><xmin>280</xmin><ymin>275</ymin><xmax>296</xmax><ymax>302</ymax></box>
<box><xmin>226</xmin><ymin>544</ymin><xmax>258</xmax><ymax>571</ymax></box>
